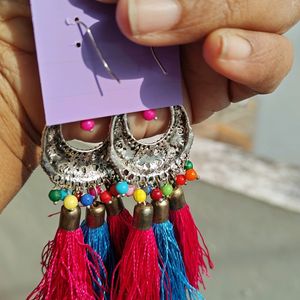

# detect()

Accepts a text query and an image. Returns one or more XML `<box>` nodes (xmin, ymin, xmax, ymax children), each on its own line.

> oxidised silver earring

<box><xmin>41</xmin><ymin>125</ymin><xmax>115</xmax><ymax>208</ymax></box>
<box><xmin>28</xmin><ymin>125</ymin><xmax>119</xmax><ymax>299</ymax></box>
<box><xmin>108</xmin><ymin>105</ymin><xmax>214</xmax><ymax>292</ymax></box>
<box><xmin>109</xmin><ymin>105</ymin><xmax>194</xmax><ymax>196</ymax></box>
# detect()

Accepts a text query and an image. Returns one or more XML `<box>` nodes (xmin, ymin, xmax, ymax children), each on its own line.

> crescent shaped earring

<box><xmin>29</xmin><ymin>124</ymin><xmax>115</xmax><ymax>299</ymax></box>
<box><xmin>108</xmin><ymin>105</ymin><xmax>212</xmax><ymax>298</ymax></box>
<box><xmin>41</xmin><ymin>124</ymin><xmax>115</xmax><ymax>207</ymax></box>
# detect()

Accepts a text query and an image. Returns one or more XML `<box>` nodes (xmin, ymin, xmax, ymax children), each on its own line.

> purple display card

<box><xmin>30</xmin><ymin>0</ymin><xmax>183</xmax><ymax>125</ymax></box>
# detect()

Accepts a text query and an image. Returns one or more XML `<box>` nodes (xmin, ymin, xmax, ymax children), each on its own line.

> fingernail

<box><xmin>128</xmin><ymin>0</ymin><xmax>182</xmax><ymax>35</ymax></box>
<box><xmin>220</xmin><ymin>34</ymin><xmax>252</xmax><ymax>60</ymax></box>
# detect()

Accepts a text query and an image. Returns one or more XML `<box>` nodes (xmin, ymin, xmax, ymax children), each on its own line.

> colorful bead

<box><xmin>80</xmin><ymin>119</ymin><xmax>95</xmax><ymax>132</ymax></box>
<box><xmin>60</xmin><ymin>189</ymin><xmax>71</xmax><ymax>200</ymax></box>
<box><xmin>161</xmin><ymin>184</ymin><xmax>173</xmax><ymax>197</ymax></box>
<box><xmin>143</xmin><ymin>185</ymin><xmax>152</xmax><ymax>195</ymax></box>
<box><xmin>126</xmin><ymin>185</ymin><xmax>136</xmax><ymax>197</ymax></box>
<box><xmin>142</xmin><ymin>109</ymin><xmax>157</xmax><ymax>121</ymax></box>
<box><xmin>150</xmin><ymin>188</ymin><xmax>163</xmax><ymax>201</ymax></box>
<box><xmin>116</xmin><ymin>181</ymin><xmax>129</xmax><ymax>195</ymax></box>
<box><xmin>64</xmin><ymin>195</ymin><xmax>78</xmax><ymax>210</ymax></box>
<box><xmin>74</xmin><ymin>191</ymin><xmax>83</xmax><ymax>200</ymax></box>
<box><xmin>49</xmin><ymin>189</ymin><xmax>62</xmax><ymax>203</ymax></box>
<box><xmin>81</xmin><ymin>193</ymin><xmax>94</xmax><ymax>206</ymax></box>
<box><xmin>133</xmin><ymin>189</ymin><xmax>147</xmax><ymax>203</ymax></box>
<box><xmin>109</xmin><ymin>185</ymin><xmax>119</xmax><ymax>197</ymax></box>
<box><xmin>176</xmin><ymin>174</ymin><xmax>186</xmax><ymax>186</ymax></box>
<box><xmin>185</xmin><ymin>169</ymin><xmax>198</xmax><ymax>181</ymax></box>
<box><xmin>88</xmin><ymin>186</ymin><xmax>101</xmax><ymax>197</ymax></box>
<box><xmin>100</xmin><ymin>191</ymin><xmax>112</xmax><ymax>204</ymax></box>
<box><xmin>184</xmin><ymin>160</ymin><xmax>194</xmax><ymax>170</ymax></box>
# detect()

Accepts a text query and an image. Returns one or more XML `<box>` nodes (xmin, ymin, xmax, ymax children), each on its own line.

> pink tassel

<box><xmin>105</xmin><ymin>197</ymin><xmax>133</xmax><ymax>260</ymax></box>
<box><xmin>170</xmin><ymin>188</ymin><xmax>214</xmax><ymax>289</ymax></box>
<box><xmin>111</xmin><ymin>204</ymin><xmax>161</xmax><ymax>300</ymax></box>
<box><xmin>27</xmin><ymin>206</ymin><xmax>107</xmax><ymax>300</ymax></box>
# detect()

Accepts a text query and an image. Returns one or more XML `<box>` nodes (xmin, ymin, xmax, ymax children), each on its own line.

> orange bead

<box><xmin>185</xmin><ymin>169</ymin><xmax>198</xmax><ymax>181</ymax></box>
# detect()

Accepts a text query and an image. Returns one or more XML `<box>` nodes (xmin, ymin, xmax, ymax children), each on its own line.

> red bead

<box><xmin>88</xmin><ymin>186</ymin><xmax>102</xmax><ymax>197</ymax></box>
<box><xmin>80</xmin><ymin>119</ymin><xmax>95</xmax><ymax>132</ymax></box>
<box><xmin>100</xmin><ymin>191</ymin><xmax>112</xmax><ymax>204</ymax></box>
<box><xmin>142</xmin><ymin>109</ymin><xmax>157</xmax><ymax>121</ymax></box>
<box><xmin>176</xmin><ymin>174</ymin><xmax>186</xmax><ymax>186</ymax></box>
<box><xmin>74</xmin><ymin>191</ymin><xmax>83</xmax><ymax>200</ymax></box>
<box><xmin>109</xmin><ymin>185</ymin><xmax>119</xmax><ymax>197</ymax></box>
<box><xmin>151</xmin><ymin>188</ymin><xmax>163</xmax><ymax>201</ymax></box>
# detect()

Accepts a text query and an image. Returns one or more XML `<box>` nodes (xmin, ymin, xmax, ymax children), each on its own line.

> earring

<box><xmin>108</xmin><ymin>105</ymin><xmax>212</xmax><ymax>298</ymax></box>
<box><xmin>28</xmin><ymin>124</ymin><xmax>124</xmax><ymax>299</ymax></box>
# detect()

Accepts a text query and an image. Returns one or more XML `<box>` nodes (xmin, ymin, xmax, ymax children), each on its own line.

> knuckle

<box><xmin>223</xmin><ymin>0</ymin><xmax>245</xmax><ymax>25</ymax></box>
<box><xmin>249</xmin><ymin>37</ymin><xmax>293</xmax><ymax>94</ymax></box>
<box><xmin>254</xmin><ymin>70</ymin><xmax>283</xmax><ymax>94</ymax></box>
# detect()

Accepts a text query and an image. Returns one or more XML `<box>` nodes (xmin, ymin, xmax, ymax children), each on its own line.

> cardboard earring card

<box><xmin>30</xmin><ymin>0</ymin><xmax>183</xmax><ymax>125</ymax></box>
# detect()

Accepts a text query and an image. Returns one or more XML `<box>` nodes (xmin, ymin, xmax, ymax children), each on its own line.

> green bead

<box><xmin>161</xmin><ymin>184</ymin><xmax>173</xmax><ymax>197</ymax></box>
<box><xmin>49</xmin><ymin>189</ymin><xmax>62</xmax><ymax>202</ymax></box>
<box><xmin>184</xmin><ymin>160</ymin><xmax>194</xmax><ymax>170</ymax></box>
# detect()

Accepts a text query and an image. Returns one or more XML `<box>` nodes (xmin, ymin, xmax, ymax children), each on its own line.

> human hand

<box><xmin>98</xmin><ymin>0</ymin><xmax>298</xmax><ymax>122</ymax></box>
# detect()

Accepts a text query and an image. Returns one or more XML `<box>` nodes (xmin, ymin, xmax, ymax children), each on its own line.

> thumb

<box><xmin>113</xmin><ymin>0</ymin><xmax>300</xmax><ymax>46</ymax></box>
<box><xmin>202</xmin><ymin>29</ymin><xmax>294</xmax><ymax>96</ymax></box>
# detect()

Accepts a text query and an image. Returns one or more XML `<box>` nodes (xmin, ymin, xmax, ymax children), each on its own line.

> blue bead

<box><xmin>81</xmin><ymin>193</ymin><xmax>94</xmax><ymax>206</ymax></box>
<box><xmin>60</xmin><ymin>189</ymin><xmax>71</xmax><ymax>200</ymax></box>
<box><xmin>143</xmin><ymin>185</ymin><xmax>152</xmax><ymax>195</ymax></box>
<box><xmin>147</xmin><ymin>185</ymin><xmax>152</xmax><ymax>195</ymax></box>
<box><xmin>116</xmin><ymin>181</ymin><xmax>129</xmax><ymax>195</ymax></box>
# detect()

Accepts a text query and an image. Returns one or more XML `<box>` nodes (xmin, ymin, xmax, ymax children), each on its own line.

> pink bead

<box><xmin>142</xmin><ymin>109</ymin><xmax>157</xmax><ymax>121</ymax></box>
<box><xmin>80</xmin><ymin>119</ymin><xmax>95</xmax><ymax>131</ymax></box>
<box><xmin>88</xmin><ymin>186</ymin><xmax>102</xmax><ymax>197</ymax></box>
<box><xmin>126</xmin><ymin>185</ymin><xmax>136</xmax><ymax>197</ymax></box>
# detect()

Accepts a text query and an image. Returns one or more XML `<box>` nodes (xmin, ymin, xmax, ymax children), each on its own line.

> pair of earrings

<box><xmin>28</xmin><ymin>105</ymin><xmax>213</xmax><ymax>300</ymax></box>
<box><xmin>44</xmin><ymin>105</ymin><xmax>197</xmax><ymax>211</ymax></box>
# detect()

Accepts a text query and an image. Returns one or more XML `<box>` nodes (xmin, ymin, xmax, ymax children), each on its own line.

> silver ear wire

<box><xmin>73</xmin><ymin>18</ymin><xmax>121</xmax><ymax>83</ymax></box>
<box><xmin>67</xmin><ymin>18</ymin><xmax>167</xmax><ymax>80</ymax></box>
<box><xmin>150</xmin><ymin>47</ymin><xmax>168</xmax><ymax>75</ymax></box>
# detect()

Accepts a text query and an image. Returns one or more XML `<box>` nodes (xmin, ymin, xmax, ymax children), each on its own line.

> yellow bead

<box><xmin>133</xmin><ymin>189</ymin><xmax>147</xmax><ymax>203</ymax></box>
<box><xmin>64</xmin><ymin>195</ymin><xmax>78</xmax><ymax>210</ymax></box>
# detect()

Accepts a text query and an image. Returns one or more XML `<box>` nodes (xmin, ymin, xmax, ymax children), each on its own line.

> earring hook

<box><xmin>67</xmin><ymin>18</ymin><xmax>167</xmax><ymax>80</ymax></box>
<box><xmin>150</xmin><ymin>47</ymin><xmax>168</xmax><ymax>75</ymax></box>
<box><xmin>74</xmin><ymin>18</ymin><xmax>120</xmax><ymax>83</ymax></box>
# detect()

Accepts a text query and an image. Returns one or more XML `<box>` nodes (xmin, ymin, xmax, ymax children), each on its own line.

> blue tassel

<box><xmin>81</xmin><ymin>220</ymin><xmax>115</xmax><ymax>299</ymax></box>
<box><xmin>153</xmin><ymin>220</ymin><xmax>205</xmax><ymax>300</ymax></box>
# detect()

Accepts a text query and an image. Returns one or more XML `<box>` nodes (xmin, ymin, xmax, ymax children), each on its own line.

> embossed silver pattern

<box><xmin>109</xmin><ymin>106</ymin><xmax>194</xmax><ymax>186</ymax></box>
<box><xmin>41</xmin><ymin>126</ymin><xmax>113</xmax><ymax>189</ymax></box>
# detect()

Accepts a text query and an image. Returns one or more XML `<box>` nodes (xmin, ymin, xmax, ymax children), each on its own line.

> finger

<box><xmin>203</xmin><ymin>28</ymin><xmax>294</xmax><ymax>95</ymax></box>
<box><xmin>181</xmin><ymin>41</ymin><xmax>231</xmax><ymax>124</ymax></box>
<box><xmin>115</xmin><ymin>0</ymin><xmax>300</xmax><ymax>46</ymax></box>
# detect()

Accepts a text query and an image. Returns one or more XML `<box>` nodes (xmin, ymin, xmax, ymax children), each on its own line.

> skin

<box><xmin>0</xmin><ymin>0</ymin><xmax>298</xmax><ymax>211</ymax></box>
